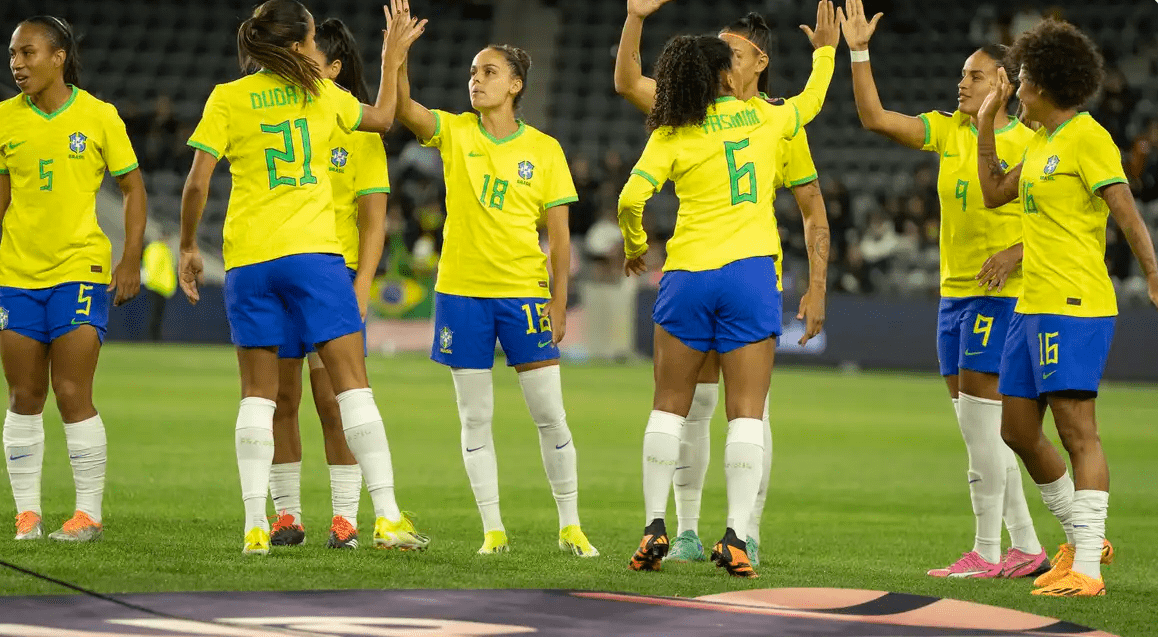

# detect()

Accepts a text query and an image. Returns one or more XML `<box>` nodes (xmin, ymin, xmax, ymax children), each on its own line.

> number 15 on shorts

<box><xmin>521</xmin><ymin>302</ymin><xmax>551</xmax><ymax>335</ymax></box>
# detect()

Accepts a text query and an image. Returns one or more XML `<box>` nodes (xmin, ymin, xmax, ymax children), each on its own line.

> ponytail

<box><xmin>22</xmin><ymin>16</ymin><xmax>81</xmax><ymax>87</ymax></box>
<box><xmin>315</xmin><ymin>18</ymin><xmax>371</xmax><ymax>104</ymax></box>
<box><xmin>237</xmin><ymin>0</ymin><xmax>322</xmax><ymax>97</ymax></box>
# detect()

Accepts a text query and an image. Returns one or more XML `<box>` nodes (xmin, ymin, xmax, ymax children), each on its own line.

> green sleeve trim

<box><xmin>427</xmin><ymin>110</ymin><xmax>442</xmax><ymax>142</ymax></box>
<box><xmin>1091</xmin><ymin>177</ymin><xmax>1127</xmax><ymax>193</ymax></box>
<box><xmin>0</xmin><ymin>169</ymin><xmax>8</xmax><ymax>175</ymax></box>
<box><xmin>351</xmin><ymin>104</ymin><xmax>364</xmax><ymax>133</ymax></box>
<box><xmin>542</xmin><ymin>196</ymin><xmax>578</xmax><ymax>210</ymax></box>
<box><xmin>109</xmin><ymin>162</ymin><xmax>138</xmax><ymax>177</ymax></box>
<box><xmin>789</xmin><ymin>173</ymin><xmax>819</xmax><ymax>187</ymax></box>
<box><xmin>356</xmin><ymin>187</ymin><xmax>390</xmax><ymax>197</ymax></box>
<box><xmin>792</xmin><ymin>103</ymin><xmax>801</xmax><ymax>138</ymax></box>
<box><xmin>187</xmin><ymin>140</ymin><xmax>221</xmax><ymax>159</ymax></box>
<box><xmin>631</xmin><ymin>168</ymin><xmax>659</xmax><ymax>189</ymax></box>
<box><xmin>918</xmin><ymin>113</ymin><xmax>932</xmax><ymax>148</ymax></box>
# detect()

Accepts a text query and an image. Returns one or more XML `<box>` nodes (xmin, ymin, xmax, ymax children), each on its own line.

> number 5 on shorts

<box><xmin>521</xmin><ymin>302</ymin><xmax>550</xmax><ymax>334</ymax></box>
<box><xmin>76</xmin><ymin>284</ymin><xmax>94</xmax><ymax>317</ymax></box>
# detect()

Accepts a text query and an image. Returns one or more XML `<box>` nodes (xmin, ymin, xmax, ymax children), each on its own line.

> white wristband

<box><xmin>850</xmin><ymin>49</ymin><xmax>870</xmax><ymax>63</ymax></box>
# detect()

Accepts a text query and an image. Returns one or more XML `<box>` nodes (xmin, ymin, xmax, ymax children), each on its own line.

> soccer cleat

<box><xmin>559</xmin><ymin>525</ymin><xmax>599</xmax><ymax>557</ymax></box>
<box><xmin>746</xmin><ymin>536</ymin><xmax>761</xmax><ymax>566</ymax></box>
<box><xmin>270</xmin><ymin>512</ymin><xmax>305</xmax><ymax>546</ymax></box>
<box><xmin>478</xmin><ymin>530</ymin><xmax>510</xmax><ymax>555</ymax></box>
<box><xmin>14</xmin><ymin>511</ymin><xmax>43</xmax><ymax>540</ymax></box>
<box><xmin>628</xmin><ymin>519</ymin><xmax>669</xmax><ymax>572</ymax></box>
<box><xmin>926</xmin><ymin>551</ymin><xmax>1001</xmax><ymax>578</ymax></box>
<box><xmin>1034</xmin><ymin>540</ymin><xmax>1114</xmax><ymax>588</ymax></box>
<box><xmin>48</xmin><ymin>511</ymin><xmax>102</xmax><ymax>542</ymax></box>
<box><xmin>664</xmin><ymin>530</ymin><xmax>706</xmax><ymax>562</ymax></box>
<box><xmin>243</xmin><ymin>527</ymin><xmax>270</xmax><ymax>555</ymax></box>
<box><xmin>374</xmin><ymin>513</ymin><xmax>430</xmax><ymax>550</ymax></box>
<box><xmin>1000</xmin><ymin>547</ymin><xmax>1050</xmax><ymax>578</ymax></box>
<box><xmin>326</xmin><ymin>515</ymin><xmax>359</xmax><ymax>549</ymax></box>
<box><xmin>1032</xmin><ymin>569</ymin><xmax>1106</xmax><ymax>597</ymax></box>
<box><xmin>710</xmin><ymin>527</ymin><xmax>758</xmax><ymax>578</ymax></box>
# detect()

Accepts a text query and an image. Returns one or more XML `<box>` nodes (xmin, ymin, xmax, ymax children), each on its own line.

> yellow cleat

<box><xmin>558</xmin><ymin>525</ymin><xmax>599</xmax><ymax>557</ymax></box>
<box><xmin>1032</xmin><ymin>569</ymin><xmax>1106</xmax><ymax>597</ymax></box>
<box><xmin>374</xmin><ymin>513</ymin><xmax>430</xmax><ymax>551</ymax></box>
<box><xmin>1034</xmin><ymin>540</ymin><xmax>1114</xmax><ymax>588</ymax></box>
<box><xmin>478</xmin><ymin>530</ymin><xmax>509</xmax><ymax>555</ymax></box>
<box><xmin>242</xmin><ymin>527</ymin><xmax>270</xmax><ymax>556</ymax></box>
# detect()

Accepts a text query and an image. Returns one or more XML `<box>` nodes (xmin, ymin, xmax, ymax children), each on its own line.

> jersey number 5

<box><xmin>261</xmin><ymin>119</ymin><xmax>318</xmax><ymax>189</ymax></box>
<box><xmin>724</xmin><ymin>139</ymin><xmax>757</xmax><ymax>205</ymax></box>
<box><xmin>39</xmin><ymin>159</ymin><xmax>53</xmax><ymax>192</ymax></box>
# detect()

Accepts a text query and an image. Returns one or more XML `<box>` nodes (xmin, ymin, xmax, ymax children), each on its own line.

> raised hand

<box><xmin>627</xmin><ymin>0</ymin><xmax>673</xmax><ymax>18</ymax></box>
<box><xmin>800</xmin><ymin>0</ymin><xmax>840</xmax><ymax>50</ymax></box>
<box><xmin>383</xmin><ymin>0</ymin><xmax>427</xmax><ymax>67</ymax></box>
<box><xmin>838</xmin><ymin>0</ymin><xmax>883</xmax><ymax>51</ymax></box>
<box><xmin>979</xmin><ymin>66</ymin><xmax>1013</xmax><ymax>123</ymax></box>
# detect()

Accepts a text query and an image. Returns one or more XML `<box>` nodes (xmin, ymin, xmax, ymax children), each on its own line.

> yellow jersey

<box><xmin>0</xmin><ymin>87</ymin><xmax>138</xmax><ymax>288</ymax></box>
<box><xmin>775</xmin><ymin>128</ymin><xmax>819</xmax><ymax>190</ymax></box>
<box><xmin>919</xmin><ymin>110</ymin><xmax>1033</xmax><ymax>298</ymax></box>
<box><xmin>1016</xmin><ymin>113</ymin><xmax>1126</xmax><ymax>317</ymax></box>
<box><xmin>187</xmin><ymin>73</ymin><xmax>362</xmax><ymax>270</ymax></box>
<box><xmin>327</xmin><ymin>128</ymin><xmax>389</xmax><ymax>270</ymax></box>
<box><xmin>422</xmin><ymin>111</ymin><xmax>577</xmax><ymax>298</ymax></box>
<box><xmin>619</xmin><ymin>46</ymin><xmax>834</xmax><ymax>272</ymax></box>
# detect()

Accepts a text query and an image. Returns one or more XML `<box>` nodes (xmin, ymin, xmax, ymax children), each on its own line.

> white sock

<box><xmin>1071</xmin><ymin>489</ymin><xmax>1109</xmax><ymax>579</ymax></box>
<box><xmin>675</xmin><ymin>382</ymin><xmax>716</xmax><ymax>537</ymax></box>
<box><xmin>643</xmin><ymin>410</ymin><xmax>683</xmax><ymax>523</ymax></box>
<box><xmin>269</xmin><ymin>461</ymin><xmax>302</xmax><ymax>521</ymax></box>
<box><xmin>952</xmin><ymin>397</ymin><xmax>960</xmax><ymax>418</ymax></box>
<box><xmin>3</xmin><ymin>411</ymin><xmax>44</xmax><ymax>516</ymax></box>
<box><xmin>336</xmin><ymin>388</ymin><xmax>400</xmax><ymax>521</ymax></box>
<box><xmin>724</xmin><ymin>417</ymin><xmax>763</xmax><ymax>540</ymax></box>
<box><xmin>1000</xmin><ymin>443</ymin><xmax>1042</xmax><ymax>554</ymax></box>
<box><xmin>1037</xmin><ymin>471</ymin><xmax>1076</xmax><ymax>545</ymax></box>
<box><xmin>236</xmin><ymin>397</ymin><xmax>276</xmax><ymax>532</ymax></box>
<box><xmin>748</xmin><ymin>393</ymin><xmax>773</xmax><ymax>544</ymax></box>
<box><xmin>63</xmin><ymin>414</ymin><xmax>107</xmax><ymax>524</ymax></box>
<box><xmin>957</xmin><ymin>393</ymin><xmax>1005</xmax><ymax>563</ymax></box>
<box><xmin>519</xmin><ymin>365</ymin><xmax>580</xmax><ymax>530</ymax></box>
<box><xmin>453</xmin><ymin>369</ymin><xmax>503</xmax><ymax>533</ymax></box>
<box><xmin>329</xmin><ymin>464</ymin><xmax>361</xmax><ymax>526</ymax></box>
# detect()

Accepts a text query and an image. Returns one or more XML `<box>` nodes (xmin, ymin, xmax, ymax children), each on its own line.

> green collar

<box><xmin>477</xmin><ymin>117</ymin><xmax>525</xmax><ymax>145</ymax></box>
<box><xmin>969</xmin><ymin>116</ymin><xmax>1019</xmax><ymax>137</ymax></box>
<box><xmin>714</xmin><ymin>96</ymin><xmax>739</xmax><ymax>104</ymax></box>
<box><xmin>1047</xmin><ymin>112</ymin><xmax>1083</xmax><ymax>141</ymax></box>
<box><xmin>25</xmin><ymin>85</ymin><xmax>78</xmax><ymax>121</ymax></box>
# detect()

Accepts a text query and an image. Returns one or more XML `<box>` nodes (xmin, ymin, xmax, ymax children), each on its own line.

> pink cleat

<box><xmin>927</xmin><ymin>551</ymin><xmax>1002</xmax><ymax>578</ymax></box>
<box><xmin>1000</xmin><ymin>547</ymin><xmax>1050</xmax><ymax>578</ymax></box>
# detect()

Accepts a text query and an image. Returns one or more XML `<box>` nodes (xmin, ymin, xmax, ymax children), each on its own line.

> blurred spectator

<box><xmin>1010</xmin><ymin>4</ymin><xmax>1042</xmax><ymax>38</ymax></box>
<box><xmin>141</xmin><ymin>230</ymin><xmax>176</xmax><ymax>341</ymax></box>
<box><xmin>568</xmin><ymin>155</ymin><xmax>600</xmax><ymax>237</ymax></box>
<box><xmin>1091</xmin><ymin>67</ymin><xmax>1136</xmax><ymax>146</ymax></box>
<box><xmin>861</xmin><ymin>211</ymin><xmax>900</xmax><ymax>293</ymax></box>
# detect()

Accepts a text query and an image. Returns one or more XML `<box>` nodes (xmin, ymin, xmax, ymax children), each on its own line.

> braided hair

<box><xmin>647</xmin><ymin>35</ymin><xmax>733</xmax><ymax>132</ymax></box>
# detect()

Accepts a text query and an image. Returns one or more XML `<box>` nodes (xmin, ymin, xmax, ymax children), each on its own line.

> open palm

<box><xmin>839</xmin><ymin>0</ymin><xmax>883</xmax><ymax>50</ymax></box>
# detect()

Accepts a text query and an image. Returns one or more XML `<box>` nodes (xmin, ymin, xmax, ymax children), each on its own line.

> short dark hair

<box><xmin>647</xmin><ymin>35</ymin><xmax>733</xmax><ymax>132</ymax></box>
<box><xmin>238</xmin><ymin>0</ymin><xmax>322</xmax><ymax>97</ymax></box>
<box><xmin>315</xmin><ymin>18</ymin><xmax>370</xmax><ymax>104</ymax></box>
<box><xmin>487</xmin><ymin>44</ymin><xmax>532</xmax><ymax>109</ymax></box>
<box><xmin>721</xmin><ymin>13</ymin><xmax>772</xmax><ymax>94</ymax></box>
<box><xmin>1007</xmin><ymin>18</ymin><xmax>1104</xmax><ymax>110</ymax></box>
<box><xmin>21</xmin><ymin>16</ymin><xmax>81</xmax><ymax>86</ymax></box>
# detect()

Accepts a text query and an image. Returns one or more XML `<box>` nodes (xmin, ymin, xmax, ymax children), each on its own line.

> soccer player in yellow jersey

<box><xmin>619</xmin><ymin>1</ymin><xmax>839</xmax><ymax>578</ymax></box>
<box><xmin>178</xmin><ymin>0</ymin><xmax>427</xmax><ymax>555</ymax></box>
<box><xmin>387</xmin><ymin>0</ymin><xmax>597</xmax><ymax>558</ymax></box>
<box><xmin>841</xmin><ymin>0</ymin><xmax>1047</xmax><ymax>578</ymax></box>
<box><xmin>614</xmin><ymin>1</ymin><xmax>830</xmax><ymax>566</ymax></box>
<box><xmin>0</xmin><ymin>16</ymin><xmax>146</xmax><ymax>543</ymax></box>
<box><xmin>976</xmin><ymin>19</ymin><xmax>1158</xmax><ymax>597</ymax></box>
<box><xmin>265</xmin><ymin>18</ymin><xmax>390</xmax><ymax>551</ymax></box>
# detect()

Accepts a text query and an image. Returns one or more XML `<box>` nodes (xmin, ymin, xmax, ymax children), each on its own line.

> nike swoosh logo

<box><xmin>555</xmin><ymin>439</ymin><xmax>571</xmax><ymax>450</ymax></box>
<box><xmin>1043</xmin><ymin>371</ymin><xmax>1057</xmax><ymax>379</ymax></box>
<box><xmin>537</xmin><ymin>341</ymin><xmax>553</xmax><ymax>348</ymax></box>
<box><xmin>674</xmin><ymin>483</ymin><xmax>690</xmax><ymax>487</ymax></box>
<box><xmin>943</xmin><ymin>152</ymin><xmax>958</xmax><ymax>157</ymax></box>
<box><xmin>964</xmin><ymin>350</ymin><xmax>984</xmax><ymax>356</ymax></box>
<box><xmin>8</xmin><ymin>141</ymin><xmax>26</xmax><ymax>150</ymax></box>
<box><xmin>675</xmin><ymin>466</ymin><xmax>691</xmax><ymax>470</ymax></box>
<box><xmin>465</xmin><ymin>445</ymin><xmax>485</xmax><ymax>453</ymax></box>
<box><xmin>71</xmin><ymin>319</ymin><xmax>91</xmax><ymax>325</ymax></box>
<box><xmin>8</xmin><ymin>454</ymin><xmax>32</xmax><ymax>461</ymax></box>
<box><xmin>468</xmin><ymin>151</ymin><xmax>484</xmax><ymax>157</ymax></box>
<box><xmin>69</xmin><ymin>454</ymin><xmax>87</xmax><ymax>459</ymax></box>
<box><xmin>968</xmin><ymin>478</ymin><xmax>981</xmax><ymax>484</ymax></box>
<box><xmin>948</xmin><ymin>570</ymin><xmax>990</xmax><ymax>578</ymax></box>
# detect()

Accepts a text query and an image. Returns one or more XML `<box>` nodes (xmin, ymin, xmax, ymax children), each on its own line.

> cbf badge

<box><xmin>68</xmin><ymin>131</ymin><xmax>87</xmax><ymax>154</ymax></box>
<box><xmin>517</xmin><ymin>160</ymin><xmax>534</xmax><ymax>180</ymax></box>
<box><xmin>0</xmin><ymin>306</ymin><xmax>8</xmax><ymax>330</ymax></box>
<box><xmin>1044</xmin><ymin>155</ymin><xmax>1060</xmax><ymax>175</ymax></box>
<box><xmin>439</xmin><ymin>326</ymin><xmax>453</xmax><ymax>354</ymax></box>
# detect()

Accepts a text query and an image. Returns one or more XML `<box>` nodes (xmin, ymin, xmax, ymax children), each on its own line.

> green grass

<box><xmin>1</xmin><ymin>344</ymin><xmax>1155</xmax><ymax>635</ymax></box>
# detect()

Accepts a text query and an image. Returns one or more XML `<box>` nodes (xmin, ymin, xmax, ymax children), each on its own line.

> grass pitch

<box><xmin>1</xmin><ymin>344</ymin><xmax>1155</xmax><ymax>635</ymax></box>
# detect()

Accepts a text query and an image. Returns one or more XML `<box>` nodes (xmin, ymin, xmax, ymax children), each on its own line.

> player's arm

<box><xmin>360</xmin><ymin>1</ymin><xmax>427</xmax><ymax>133</ymax></box>
<box><xmin>178</xmin><ymin>150</ymin><xmax>218</xmax><ymax>304</ymax></box>
<box><xmin>110</xmin><ymin>168</ymin><xmax>147</xmax><ymax>306</ymax></box>
<box><xmin>792</xmin><ymin>180</ymin><xmax>829</xmax><ymax>344</ymax></box>
<box><xmin>387</xmin><ymin>1</ymin><xmax>437</xmax><ymax>140</ymax></box>
<box><xmin>545</xmin><ymin>204</ymin><xmax>571</xmax><ymax>344</ymax></box>
<box><xmin>617</xmin><ymin>173</ymin><xmax>654</xmax><ymax>276</ymax></box>
<box><xmin>1104</xmin><ymin>183</ymin><xmax>1158</xmax><ymax>309</ymax></box>
<box><xmin>839</xmin><ymin>0</ymin><xmax>924</xmax><ymax>148</ymax></box>
<box><xmin>355</xmin><ymin>192</ymin><xmax>388</xmax><ymax>320</ymax></box>
<box><xmin>613</xmin><ymin>0</ymin><xmax>670</xmax><ymax>114</ymax></box>
<box><xmin>789</xmin><ymin>1</ymin><xmax>840</xmax><ymax>128</ymax></box>
<box><xmin>976</xmin><ymin>68</ymin><xmax>1021</xmax><ymax>208</ymax></box>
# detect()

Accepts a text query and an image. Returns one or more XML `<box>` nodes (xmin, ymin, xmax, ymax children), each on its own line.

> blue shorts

<box><xmin>431</xmin><ymin>292</ymin><xmax>561</xmax><ymax>369</ymax></box>
<box><xmin>998</xmin><ymin>312</ymin><xmax>1115</xmax><ymax>399</ymax></box>
<box><xmin>652</xmin><ymin>256</ymin><xmax>781</xmax><ymax>354</ymax></box>
<box><xmin>936</xmin><ymin>296</ymin><xmax>1018</xmax><ymax>376</ymax></box>
<box><xmin>278</xmin><ymin>267</ymin><xmax>367</xmax><ymax>359</ymax></box>
<box><xmin>0</xmin><ymin>283</ymin><xmax>109</xmax><ymax>344</ymax></box>
<box><xmin>224</xmin><ymin>253</ymin><xmax>362</xmax><ymax>350</ymax></box>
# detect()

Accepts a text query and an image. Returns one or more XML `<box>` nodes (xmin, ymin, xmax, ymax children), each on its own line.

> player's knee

<box><xmin>458</xmin><ymin>398</ymin><xmax>492</xmax><ymax>431</ymax></box>
<box><xmin>1055</xmin><ymin>420</ymin><xmax>1100</xmax><ymax>457</ymax></box>
<box><xmin>272</xmin><ymin>398</ymin><xmax>299</xmax><ymax>429</ymax></box>
<box><xmin>7</xmin><ymin>383</ymin><xmax>48</xmax><ymax>414</ymax></box>
<box><xmin>313</xmin><ymin>393</ymin><xmax>343</xmax><ymax>435</ymax></box>
<box><xmin>50</xmin><ymin>379</ymin><xmax>93</xmax><ymax>420</ymax></box>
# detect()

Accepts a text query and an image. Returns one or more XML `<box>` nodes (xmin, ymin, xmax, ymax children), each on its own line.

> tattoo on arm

<box><xmin>809</xmin><ymin>229</ymin><xmax>830</xmax><ymax>263</ymax></box>
<box><xmin>986</xmin><ymin>154</ymin><xmax>1005</xmax><ymax>180</ymax></box>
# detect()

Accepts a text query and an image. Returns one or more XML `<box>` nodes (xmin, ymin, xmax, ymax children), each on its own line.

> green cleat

<box><xmin>665</xmin><ymin>530</ymin><xmax>706</xmax><ymax>562</ymax></box>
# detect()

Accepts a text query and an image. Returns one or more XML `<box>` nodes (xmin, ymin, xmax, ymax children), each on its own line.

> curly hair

<box><xmin>647</xmin><ymin>35</ymin><xmax>733</xmax><ymax>132</ymax></box>
<box><xmin>1007</xmin><ymin>18</ymin><xmax>1104</xmax><ymax>110</ymax></box>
